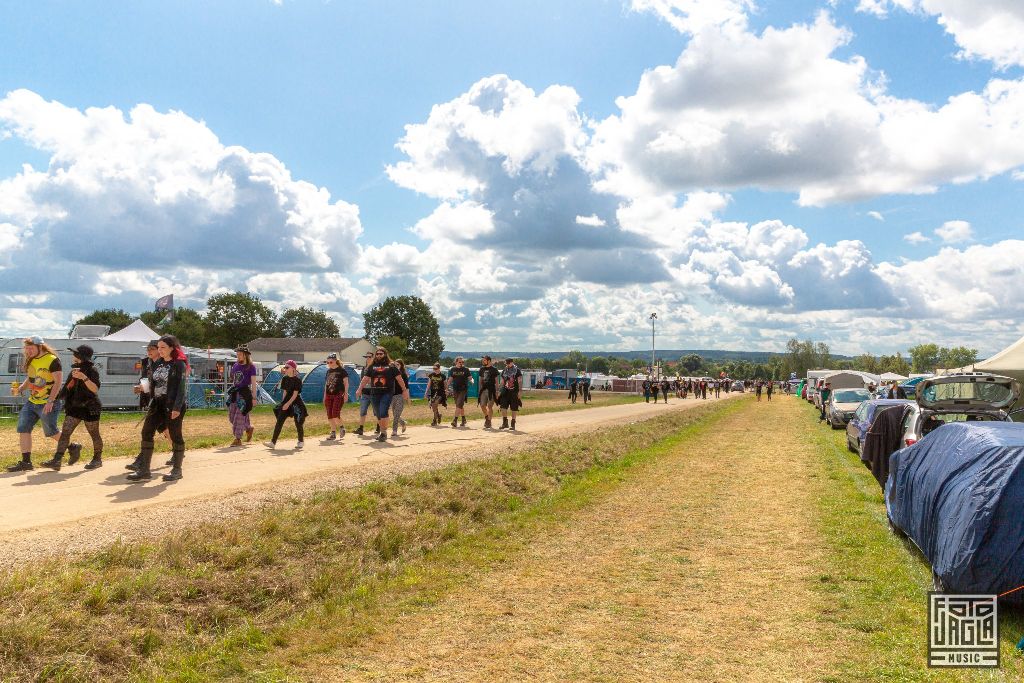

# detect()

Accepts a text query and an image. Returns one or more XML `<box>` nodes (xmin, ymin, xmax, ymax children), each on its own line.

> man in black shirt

<box><xmin>446</xmin><ymin>356</ymin><xmax>474</xmax><ymax>428</ymax></box>
<box><xmin>568</xmin><ymin>379</ymin><xmax>578</xmax><ymax>404</ymax></box>
<box><xmin>477</xmin><ymin>355</ymin><xmax>499</xmax><ymax>429</ymax></box>
<box><xmin>356</xmin><ymin>347</ymin><xmax>409</xmax><ymax>442</ymax></box>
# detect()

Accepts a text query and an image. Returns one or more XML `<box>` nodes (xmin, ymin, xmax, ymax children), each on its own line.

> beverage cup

<box><xmin>10</xmin><ymin>381</ymin><xmax>19</xmax><ymax>396</ymax></box>
<box><xmin>139</xmin><ymin>378</ymin><xmax>151</xmax><ymax>393</ymax></box>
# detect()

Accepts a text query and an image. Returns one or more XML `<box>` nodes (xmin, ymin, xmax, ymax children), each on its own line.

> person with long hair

<box><xmin>477</xmin><ymin>355</ymin><xmax>499</xmax><ymax>429</ymax></box>
<box><xmin>127</xmin><ymin>335</ymin><xmax>188</xmax><ymax>482</ymax></box>
<box><xmin>353</xmin><ymin>351</ymin><xmax>376</xmax><ymax>436</ymax></box>
<box><xmin>322</xmin><ymin>353</ymin><xmax>348</xmax><ymax>440</ymax></box>
<box><xmin>446</xmin><ymin>356</ymin><xmax>473</xmax><ymax>428</ymax></box>
<box><xmin>126</xmin><ymin>341</ymin><xmax>170</xmax><ymax>472</ymax></box>
<box><xmin>266</xmin><ymin>360</ymin><xmax>306</xmax><ymax>450</ymax></box>
<box><xmin>390</xmin><ymin>358</ymin><xmax>410</xmax><ymax>437</ymax></box>
<box><xmin>227</xmin><ymin>344</ymin><xmax>258</xmax><ymax>446</ymax></box>
<box><xmin>6</xmin><ymin>336</ymin><xmax>64</xmax><ymax>472</ymax></box>
<box><xmin>497</xmin><ymin>358</ymin><xmax>522</xmax><ymax>430</ymax></box>
<box><xmin>356</xmin><ymin>347</ymin><xmax>409</xmax><ymax>442</ymax></box>
<box><xmin>40</xmin><ymin>345</ymin><xmax>103</xmax><ymax>471</ymax></box>
<box><xmin>426</xmin><ymin>362</ymin><xmax>447</xmax><ymax>426</ymax></box>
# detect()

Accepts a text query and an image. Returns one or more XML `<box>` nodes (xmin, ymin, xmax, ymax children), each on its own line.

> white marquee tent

<box><xmin>971</xmin><ymin>335</ymin><xmax>1024</xmax><ymax>384</ymax></box>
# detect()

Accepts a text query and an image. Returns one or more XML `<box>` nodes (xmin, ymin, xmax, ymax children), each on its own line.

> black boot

<box><xmin>40</xmin><ymin>451</ymin><xmax>63</xmax><ymax>471</ymax></box>
<box><xmin>461</xmin><ymin>416</ymin><xmax>467</xmax><ymax>427</ymax></box>
<box><xmin>7</xmin><ymin>454</ymin><xmax>33</xmax><ymax>472</ymax></box>
<box><xmin>499</xmin><ymin>417</ymin><xmax>509</xmax><ymax>430</ymax></box>
<box><xmin>510</xmin><ymin>419</ymin><xmax>516</xmax><ymax>431</ymax></box>
<box><xmin>125</xmin><ymin>453</ymin><xmax>141</xmax><ymax>471</ymax></box>
<box><xmin>163</xmin><ymin>446</ymin><xmax>184</xmax><ymax>482</ymax></box>
<box><xmin>67</xmin><ymin>443</ymin><xmax>83</xmax><ymax>466</ymax></box>
<box><xmin>84</xmin><ymin>456</ymin><xmax>103</xmax><ymax>470</ymax></box>
<box><xmin>354</xmin><ymin>425</ymin><xmax>364</xmax><ymax>436</ymax></box>
<box><xmin>126</xmin><ymin>442</ymin><xmax>154</xmax><ymax>481</ymax></box>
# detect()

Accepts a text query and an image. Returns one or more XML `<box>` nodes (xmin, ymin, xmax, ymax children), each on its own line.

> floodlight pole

<box><xmin>649</xmin><ymin>313</ymin><xmax>657</xmax><ymax>379</ymax></box>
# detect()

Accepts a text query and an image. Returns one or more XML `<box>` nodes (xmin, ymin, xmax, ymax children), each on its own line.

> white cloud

<box><xmin>903</xmin><ymin>231</ymin><xmax>931</xmax><ymax>244</ymax></box>
<box><xmin>589</xmin><ymin>12</ymin><xmax>1024</xmax><ymax>206</ymax></box>
<box><xmin>864</xmin><ymin>1</ymin><xmax>1024</xmax><ymax>68</ymax></box>
<box><xmin>867</xmin><ymin>210</ymin><xmax>884</xmax><ymax>221</ymax></box>
<box><xmin>575</xmin><ymin>214</ymin><xmax>606</xmax><ymax>227</ymax></box>
<box><xmin>934</xmin><ymin>219</ymin><xmax>972</xmax><ymax>243</ymax></box>
<box><xmin>0</xmin><ymin>89</ymin><xmax>362</xmax><ymax>272</ymax></box>
<box><xmin>631</xmin><ymin>0</ymin><xmax>755</xmax><ymax>35</ymax></box>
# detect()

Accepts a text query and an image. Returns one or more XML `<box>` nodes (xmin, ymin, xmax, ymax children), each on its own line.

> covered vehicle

<box><xmin>825</xmin><ymin>387</ymin><xmax>871</xmax><ymax>428</ymax></box>
<box><xmin>886</xmin><ymin>422</ymin><xmax>1024</xmax><ymax>597</ymax></box>
<box><xmin>900</xmin><ymin>373</ymin><xmax>1020</xmax><ymax>447</ymax></box>
<box><xmin>846</xmin><ymin>398</ymin><xmax>913</xmax><ymax>456</ymax></box>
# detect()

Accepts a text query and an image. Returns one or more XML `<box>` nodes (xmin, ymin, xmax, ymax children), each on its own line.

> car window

<box><xmin>834</xmin><ymin>389</ymin><xmax>869</xmax><ymax>402</ymax></box>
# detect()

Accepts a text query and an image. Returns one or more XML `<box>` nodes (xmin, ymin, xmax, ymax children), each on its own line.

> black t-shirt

<box><xmin>366</xmin><ymin>363</ymin><xmax>399</xmax><ymax>395</ymax></box>
<box><xmin>281</xmin><ymin>375</ymin><xmax>304</xmax><ymax>405</ymax></box>
<box><xmin>479</xmin><ymin>366</ymin><xmax>499</xmax><ymax>392</ymax></box>
<box><xmin>324</xmin><ymin>367</ymin><xmax>346</xmax><ymax>396</ymax></box>
<box><xmin>393</xmin><ymin>370</ymin><xmax>409</xmax><ymax>396</ymax></box>
<box><xmin>449</xmin><ymin>366</ymin><xmax>471</xmax><ymax>392</ymax></box>
<box><xmin>427</xmin><ymin>371</ymin><xmax>446</xmax><ymax>397</ymax></box>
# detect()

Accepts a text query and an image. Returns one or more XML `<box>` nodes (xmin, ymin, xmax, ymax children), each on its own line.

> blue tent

<box><xmin>887</xmin><ymin>422</ymin><xmax>1024</xmax><ymax>598</ymax></box>
<box><xmin>262</xmin><ymin>363</ymin><xmax>359</xmax><ymax>404</ymax></box>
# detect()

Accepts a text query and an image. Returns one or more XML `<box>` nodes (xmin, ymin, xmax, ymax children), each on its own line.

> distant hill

<box><xmin>445</xmin><ymin>349</ymin><xmax>854</xmax><ymax>363</ymax></box>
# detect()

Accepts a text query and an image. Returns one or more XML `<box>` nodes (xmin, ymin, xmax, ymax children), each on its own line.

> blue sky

<box><xmin>0</xmin><ymin>0</ymin><xmax>1022</xmax><ymax>356</ymax></box>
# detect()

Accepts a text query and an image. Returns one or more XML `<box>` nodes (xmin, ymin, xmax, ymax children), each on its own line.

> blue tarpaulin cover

<box><xmin>886</xmin><ymin>422</ymin><xmax>1024</xmax><ymax>597</ymax></box>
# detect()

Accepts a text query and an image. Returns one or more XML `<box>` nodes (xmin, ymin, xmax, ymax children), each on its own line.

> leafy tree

<box><xmin>588</xmin><ymin>356</ymin><xmax>610</xmax><ymax>374</ymax></box>
<box><xmin>140</xmin><ymin>307</ymin><xmax>207</xmax><ymax>347</ymax></box>
<box><xmin>204</xmin><ymin>292</ymin><xmax>280</xmax><ymax>348</ymax></box>
<box><xmin>377</xmin><ymin>335</ymin><xmax>408</xmax><ymax>361</ymax></box>
<box><xmin>609</xmin><ymin>359</ymin><xmax>633</xmax><ymax>377</ymax></box>
<box><xmin>939</xmin><ymin>346</ymin><xmax>978</xmax><ymax>371</ymax></box>
<box><xmin>908</xmin><ymin>343</ymin><xmax>940</xmax><ymax>373</ymax></box>
<box><xmin>679</xmin><ymin>353</ymin><xmax>703</xmax><ymax>374</ymax></box>
<box><xmin>72</xmin><ymin>308</ymin><xmax>133</xmax><ymax>335</ymax></box>
<box><xmin>279</xmin><ymin>306</ymin><xmax>340</xmax><ymax>338</ymax></box>
<box><xmin>878</xmin><ymin>352</ymin><xmax>911</xmax><ymax>376</ymax></box>
<box><xmin>557</xmin><ymin>350</ymin><xmax>587</xmax><ymax>369</ymax></box>
<box><xmin>363</xmin><ymin>296</ymin><xmax>444</xmax><ymax>364</ymax></box>
<box><xmin>854</xmin><ymin>353</ymin><xmax>879</xmax><ymax>374</ymax></box>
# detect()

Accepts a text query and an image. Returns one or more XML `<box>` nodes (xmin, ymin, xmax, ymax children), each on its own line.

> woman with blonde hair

<box><xmin>6</xmin><ymin>336</ymin><xmax>64</xmax><ymax>472</ymax></box>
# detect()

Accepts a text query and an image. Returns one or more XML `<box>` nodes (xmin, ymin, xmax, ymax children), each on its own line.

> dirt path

<box><xmin>317</xmin><ymin>396</ymin><xmax>837</xmax><ymax>682</ymax></box>
<box><xmin>0</xmin><ymin>395</ymin><xmax>733</xmax><ymax>565</ymax></box>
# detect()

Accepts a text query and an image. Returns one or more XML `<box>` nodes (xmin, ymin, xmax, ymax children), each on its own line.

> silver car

<box><xmin>826</xmin><ymin>388</ymin><xmax>871</xmax><ymax>429</ymax></box>
<box><xmin>900</xmin><ymin>373</ymin><xmax>1021</xmax><ymax>447</ymax></box>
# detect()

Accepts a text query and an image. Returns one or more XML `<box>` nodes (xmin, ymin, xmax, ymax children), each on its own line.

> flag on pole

<box><xmin>157</xmin><ymin>312</ymin><xmax>173</xmax><ymax>328</ymax></box>
<box><xmin>155</xmin><ymin>294</ymin><xmax>174</xmax><ymax>311</ymax></box>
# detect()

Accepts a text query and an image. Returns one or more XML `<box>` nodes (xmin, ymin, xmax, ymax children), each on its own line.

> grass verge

<box><xmin>804</xmin><ymin>399</ymin><xmax>1024</xmax><ymax>681</ymax></box>
<box><xmin>0</xmin><ymin>397</ymin><xmax>738</xmax><ymax>682</ymax></box>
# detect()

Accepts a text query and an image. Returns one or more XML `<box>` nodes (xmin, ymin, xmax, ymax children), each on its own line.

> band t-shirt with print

<box><xmin>501</xmin><ymin>367</ymin><xmax>522</xmax><ymax>392</ymax></box>
<box><xmin>449</xmin><ymin>366</ymin><xmax>471</xmax><ymax>392</ymax></box>
<box><xmin>427</xmin><ymin>371</ymin><xmax>446</xmax><ymax>398</ymax></box>
<box><xmin>324</xmin><ymin>366</ymin><xmax>347</xmax><ymax>396</ymax></box>
<box><xmin>366</xmin><ymin>363</ymin><xmax>399</xmax><ymax>395</ymax></box>
<box><xmin>230</xmin><ymin>362</ymin><xmax>257</xmax><ymax>390</ymax></box>
<box><xmin>478</xmin><ymin>366</ymin><xmax>499</xmax><ymax>393</ymax></box>
<box><xmin>27</xmin><ymin>353</ymin><xmax>62</xmax><ymax>405</ymax></box>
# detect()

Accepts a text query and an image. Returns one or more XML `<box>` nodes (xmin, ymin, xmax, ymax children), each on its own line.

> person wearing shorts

<box><xmin>477</xmin><ymin>355</ymin><xmax>499</xmax><ymax>429</ymax></box>
<box><xmin>446</xmin><ymin>356</ymin><xmax>473</xmax><ymax>428</ymax></box>
<box><xmin>426</xmin><ymin>363</ymin><xmax>447</xmax><ymax>426</ymax></box>
<box><xmin>497</xmin><ymin>358</ymin><xmax>522</xmax><ymax>431</ymax></box>
<box><xmin>7</xmin><ymin>336</ymin><xmax>64</xmax><ymax>472</ymax></box>
<box><xmin>354</xmin><ymin>352</ymin><xmax>376</xmax><ymax>435</ymax></box>
<box><xmin>357</xmin><ymin>347</ymin><xmax>408</xmax><ymax>442</ymax></box>
<box><xmin>323</xmin><ymin>353</ymin><xmax>348</xmax><ymax>440</ymax></box>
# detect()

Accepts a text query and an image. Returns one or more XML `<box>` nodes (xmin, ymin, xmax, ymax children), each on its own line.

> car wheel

<box><xmin>887</xmin><ymin>514</ymin><xmax>907</xmax><ymax>540</ymax></box>
<box><xmin>847</xmin><ymin>437</ymin><xmax>857</xmax><ymax>453</ymax></box>
<box><xmin>830</xmin><ymin>420</ymin><xmax>842</xmax><ymax>430</ymax></box>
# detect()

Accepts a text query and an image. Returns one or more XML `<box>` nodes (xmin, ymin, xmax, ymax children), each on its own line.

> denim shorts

<box><xmin>359</xmin><ymin>394</ymin><xmax>374</xmax><ymax>417</ymax></box>
<box><xmin>370</xmin><ymin>392</ymin><xmax>392</xmax><ymax>418</ymax></box>
<box><xmin>17</xmin><ymin>400</ymin><xmax>62</xmax><ymax>436</ymax></box>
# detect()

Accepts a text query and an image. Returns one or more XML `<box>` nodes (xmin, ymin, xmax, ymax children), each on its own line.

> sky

<box><xmin>0</xmin><ymin>0</ymin><xmax>1022</xmax><ymax>357</ymax></box>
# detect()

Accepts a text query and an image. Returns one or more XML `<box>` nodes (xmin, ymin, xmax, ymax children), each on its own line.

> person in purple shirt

<box><xmin>227</xmin><ymin>345</ymin><xmax>259</xmax><ymax>446</ymax></box>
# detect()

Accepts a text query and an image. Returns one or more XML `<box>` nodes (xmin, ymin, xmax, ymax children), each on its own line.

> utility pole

<box><xmin>649</xmin><ymin>312</ymin><xmax>657</xmax><ymax>379</ymax></box>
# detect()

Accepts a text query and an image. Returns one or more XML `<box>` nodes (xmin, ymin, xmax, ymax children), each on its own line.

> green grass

<box><xmin>804</xmin><ymin>400</ymin><xmax>1024</xmax><ymax>681</ymax></box>
<box><xmin>0</xmin><ymin>397</ymin><xmax>736</xmax><ymax>682</ymax></box>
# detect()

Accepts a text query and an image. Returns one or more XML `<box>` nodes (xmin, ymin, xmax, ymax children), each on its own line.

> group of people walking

<box><xmin>5</xmin><ymin>339</ymin><xmax>528</xmax><ymax>480</ymax></box>
<box><xmin>6</xmin><ymin>334</ymin><xmax>190</xmax><ymax>482</ymax></box>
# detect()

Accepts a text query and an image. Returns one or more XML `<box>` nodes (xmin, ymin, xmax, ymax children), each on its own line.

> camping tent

<box><xmin>101</xmin><ymin>319</ymin><xmax>160</xmax><ymax>343</ymax></box>
<box><xmin>879</xmin><ymin>372</ymin><xmax>908</xmax><ymax>382</ymax></box>
<box><xmin>887</xmin><ymin>422</ymin><xmax>1024</xmax><ymax>599</ymax></box>
<box><xmin>971</xmin><ymin>334</ymin><xmax>1024</xmax><ymax>385</ymax></box>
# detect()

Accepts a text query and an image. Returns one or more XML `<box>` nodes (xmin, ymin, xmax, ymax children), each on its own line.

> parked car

<box><xmin>730</xmin><ymin>380</ymin><xmax>744</xmax><ymax>392</ymax></box>
<box><xmin>845</xmin><ymin>399</ymin><xmax>914</xmax><ymax>454</ymax></box>
<box><xmin>825</xmin><ymin>388</ymin><xmax>871</xmax><ymax>428</ymax></box>
<box><xmin>899</xmin><ymin>373</ymin><xmax>1020</xmax><ymax>448</ymax></box>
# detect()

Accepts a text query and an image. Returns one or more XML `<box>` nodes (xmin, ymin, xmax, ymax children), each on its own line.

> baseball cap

<box><xmin>68</xmin><ymin>344</ymin><xmax>94</xmax><ymax>361</ymax></box>
<box><xmin>25</xmin><ymin>335</ymin><xmax>44</xmax><ymax>345</ymax></box>
<box><xmin>325</xmin><ymin>353</ymin><xmax>338</xmax><ymax>361</ymax></box>
<box><xmin>284</xmin><ymin>359</ymin><xmax>298</xmax><ymax>370</ymax></box>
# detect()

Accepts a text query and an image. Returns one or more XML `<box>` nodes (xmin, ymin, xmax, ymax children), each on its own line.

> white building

<box><xmin>246</xmin><ymin>337</ymin><xmax>375</xmax><ymax>365</ymax></box>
